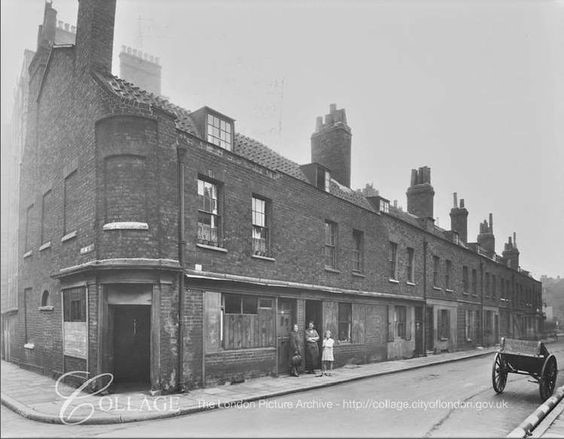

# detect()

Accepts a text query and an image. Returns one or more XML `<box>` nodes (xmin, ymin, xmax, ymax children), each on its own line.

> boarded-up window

<box><xmin>204</xmin><ymin>292</ymin><xmax>222</xmax><ymax>353</ymax></box>
<box><xmin>104</xmin><ymin>155</ymin><xmax>147</xmax><ymax>223</ymax></box>
<box><xmin>64</xmin><ymin>170</ymin><xmax>80</xmax><ymax>234</ymax></box>
<box><xmin>222</xmin><ymin>293</ymin><xmax>274</xmax><ymax>350</ymax></box>
<box><xmin>63</xmin><ymin>287</ymin><xmax>87</xmax><ymax>359</ymax></box>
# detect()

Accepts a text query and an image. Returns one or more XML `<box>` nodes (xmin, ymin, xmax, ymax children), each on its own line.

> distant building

<box><xmin>9</xmin><ymin>0</ymin><xmax>542</xmax><ymax>392</ymax></box>
<box><xmin>1</xmin><ymin>1</ymin><xmax>77</xmax><ymax>361</ymax></box>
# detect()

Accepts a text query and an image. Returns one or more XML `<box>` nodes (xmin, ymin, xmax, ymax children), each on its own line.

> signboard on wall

<box><xmin>63</xmin><ymin>322</ymin><xmax>87</xmax><ymax>359</ymax></box>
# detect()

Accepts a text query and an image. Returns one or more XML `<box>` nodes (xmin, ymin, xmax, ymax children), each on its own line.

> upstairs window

<box><xmin>462</xmin><ymin>266</ymin><xmax>469</xmax><ymax>293</ymax></box>
<box><xmin>471</xmin><ymin>269</ymin><xmax>478</xmax><ymax>295</ymax></box>
<box><xmin>252</xmin><ymin>196</ymin><xmax>270</xmax><ymax>257</ymax></box>
<box><xmin>485</xmin><ymin>272</ymin><xmax>490</xmax><ymax>297</ymax></box>
<box><xmin>316</xmin><ymin>167</ymin><xmax>331</xmax><ymax>192</ymax></box>
<box><xmin>406</xmin><ymin>247</ymin><xmax>415</xmax><ymax>283</ymax></box>
<box><xmin>352</xmin><ymin>230</ymin><xmax>364</xmax><ymax>273</ymax></box>
<box><xmin>197</xmin><ymin>178</ymin><xmax>221</xmax><ymax>247</ymax></box>
<box><xmin>41</xmin><ymin>190</ymin><xmax>53</xmax><ymax>244</ymax></box>
<box><xmin>380</xmin><ymin>199</ymin><xmax>390</xmax><ymax>214</ymax></box>
<box><xmin>445</xmin><ymin>260</ymin><xmax>452</xmax><ymax>290</ymax></box>
<box><xmin>64</xmin><ymin>170</ymin><xmax>80</xmax><ymax>234</ymax></box>
<box><xmin>24</xmin><ymin>204</ymin><xmax>34</xmax><ymax>252</ymax></box>
<box><xmin>389</xmin><ymin>242</ymin><xmax>398</xmax><ymax>280</ymax></box>
<box><xmin>207</xmin><ymin>114</ymin><xmax>232</xmax><ymax>151</ymax></box>
<box><xmin>324</xmin><ymin>221</ymin><xmax>337</xmax><ymax>269</ymax></box>
<box><xmin>433</xmin><ymin>256</ymin><xmax>440</xmax><ymax>287</ymax></box>
<box><xmin>492</xmin><ymin>274</ymin><xmax>497</xmax><ymax>298</ymax></box>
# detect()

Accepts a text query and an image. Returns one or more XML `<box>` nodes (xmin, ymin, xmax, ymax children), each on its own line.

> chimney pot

<box><xmin>453</xmin><ymin>192</ymin><xmax>458</xmax><ymax>208</ymax></box>
<box><xmin>460</xmin><ymin>199</ymin><xmax>465</xmax><ymax>208</ymax></box>
<box><xmin>329</xmin><ymin>103</ymin><xmax>337</xmax><ymax>113</ymax></box>
<box><xmin>489</xmin><ymin>213</ymin><xmax>493</xmax><ymax>230</ymax></box>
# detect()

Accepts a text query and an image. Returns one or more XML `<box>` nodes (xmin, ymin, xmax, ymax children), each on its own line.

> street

<box><xmin>2</xmin><ymin>342</ymin><xmax>564</xmax><ymax>438</ymax></box>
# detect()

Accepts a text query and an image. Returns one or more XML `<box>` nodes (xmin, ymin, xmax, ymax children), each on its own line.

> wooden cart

<box><xmin>492</xmin><ymin>337</ymin><xmax>558</xmax><ymax>401</ymax></box>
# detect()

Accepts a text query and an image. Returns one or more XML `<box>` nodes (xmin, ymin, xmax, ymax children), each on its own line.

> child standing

<box><xmin>321</xmin><ymin>330</ymin><xmax>334</xmax><ymax>376</ymax></box>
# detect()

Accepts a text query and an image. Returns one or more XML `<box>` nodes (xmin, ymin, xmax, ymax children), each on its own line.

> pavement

<box><xmin>530</xmin><ymin>397</ymin><xmax>564</xmax><ymax>438</ymax></box>
<box><xmin>1</xmin><ymin>346</ymin><xmax>498</xmax><ymax>425</ymax></box>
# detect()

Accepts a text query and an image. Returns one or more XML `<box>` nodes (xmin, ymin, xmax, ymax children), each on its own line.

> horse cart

<box><xmin>492</xmin><ymin>337</ymin><xmax>558</xmax><ymax>401</ymax></box>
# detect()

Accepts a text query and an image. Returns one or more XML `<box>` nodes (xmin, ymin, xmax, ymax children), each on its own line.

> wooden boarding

<box><xmin>501</xmin><ymin>338</ymin><xmax>543</xmax><ymax>357</ymax></box>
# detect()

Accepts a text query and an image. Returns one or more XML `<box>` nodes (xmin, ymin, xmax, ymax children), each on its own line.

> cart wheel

<box><xmin>539</xmin><ymin>354</ymin><xmax>558</xmax><ymax>401</ymax></box>
<box><xmin>492</xmin><ymin>353</ymin><xmax>508</xmax><ymax>393</ymax></box>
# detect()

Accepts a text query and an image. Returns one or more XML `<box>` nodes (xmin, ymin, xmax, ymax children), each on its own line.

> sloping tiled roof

<box><xmin>94</xmin><ymin>71</ymin><xmax>376</xmax><ymax>211</ymax></box>
<box><xmin>234</xmin><ymin>134</ymin><xmax>308</xmax><ymax>182</ymax></box>
<box><xmin>95</xmin><ymin>72</ymin><xmax>200</xmax><ymax>136</ymax></box>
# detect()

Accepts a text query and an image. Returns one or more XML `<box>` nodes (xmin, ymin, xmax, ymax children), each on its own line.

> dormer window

<box><xmin>380</xmin><ymin>199</ymin><xmax>390</xmax><ymax>214</ymax></box>
<box><xmin>316</xmin><ymin>167</ymin><xmax>330</xmax><ymax>192</ymax></box>
<box><xmin>207</xmin><ymin>114</ymin><xmax>232</xmax><ymax>151</ymax></box>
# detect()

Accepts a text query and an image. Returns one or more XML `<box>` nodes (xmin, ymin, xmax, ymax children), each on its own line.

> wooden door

<box><xmin>277</xmin><ymin>299</ymin><xmax>295</xmax><ymax>374</ymax></box>
<box><xmin>415</xmin><ymin>306</ymin><xmax>423</xmax><ymax>356</ymax></box>
<box><xmin>112</xmin><ymin>305</ymin><xmax>151</xmax><ymax>383</ymax></box>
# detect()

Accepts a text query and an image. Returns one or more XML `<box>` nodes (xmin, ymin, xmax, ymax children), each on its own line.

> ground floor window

<box><xmin>395</xmin><ymin>306</ymin><xmax>407</xmax><ymax>340</ymax></box>
<box><xmin>438</xmin><ymin>309</ymin><xmax>450</xmax><ymax>340</ymax></box>
<box><xmin>205</xmin><ymin>292</ymin><xmax>275</xmax><ymax>351</ymax></box>
<box><xmin>62</xmin><ymin>287</ymin><xmax>87</xmax><ymax>359</ymax></box>
<box><xmin>338</xmin><ymin>302</ymin><xmax>352</xmax><ymax>343</ymax></box>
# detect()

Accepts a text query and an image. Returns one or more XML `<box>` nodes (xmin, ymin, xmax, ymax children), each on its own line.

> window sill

<box><xmin>39</xmin><ymin>306</ymin><xmax>54</xmax><ymax>312</ymax></box>
<box><xmin>445</xmin><ymin>289</ymin><xmax>454</xmax><ymax>293</ymax></box>
<box><xmin>197</xmin><ymin>243</ymin><xmax>228</xmax><ymax>253</ymax></box>
<box><xmin>406</xmin><ymin>281</ymin><xmax>416</xmax><ymax>286</ymax></box>
<box><xmin>23</xmin><ymin>250</ymin><xmax>33</xmax><ymax>259</ymax></box>
<box><xmin>433</xmin><ymin>286</ymin><xmax>442</xmax><ymax>291</ymax></box>
<box><xmin>388</xmin><ymin>278</ymin><xmax>399</xmax><ymax>284</ymax></box>
<box><xmin>24</xmin><ymin>343</ymin><xmax>35</xmax><ymax>350</ymax></box>
<box><xmin>251</xmin><ymin>254</ymin><xmax>275</xmax><ymax>262</ymax></box>
<box><xmin>103</xmin><ymin>222</ymin><xmax>149</xmax><ymax>231</ymax></box>
<box><xmin>324</xmin><ymin>266</ymin><xmax>341</xmax><ymax>274</ymax></box>
<box><xmin>39</xmin><ymin>241</ymin><xmax>52</xmax><ymax>252</ymax></box>
<box><xmin>352</xmin><ymin>271</ymin><xmax>365</xmax><ymax>278</ymax></box>
<box><xmin>462</xmin><ymin>292</ymin><xmax>469</xmax><ymax>296</ymax></box>
<box><xmin>61</xmin><ymin>231</ymin><xmax>77</xmax><ymax>242</ymax></box>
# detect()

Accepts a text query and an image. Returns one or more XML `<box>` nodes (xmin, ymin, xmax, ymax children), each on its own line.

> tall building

<box><xmin>10</xmin><ymin>0</ymin><xmax>542</xmax><ymax>392</ymax></box>
<box><xmin>1</xmin><ymin>1</ymin><xmax>77</xmax><ymax>360</ymax></box>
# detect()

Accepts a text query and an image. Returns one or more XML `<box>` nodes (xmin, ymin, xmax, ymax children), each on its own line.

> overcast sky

<box><xmin>2</xmin><ymin>0</ymin><xmax>563</xmax><ymax>278</ymax></box>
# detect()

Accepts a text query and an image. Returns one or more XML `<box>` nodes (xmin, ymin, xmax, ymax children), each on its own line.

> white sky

<box><xmin>2</xmin><ymin>0</ymin><xmax>563</xmax><ymax>278</ymax></box>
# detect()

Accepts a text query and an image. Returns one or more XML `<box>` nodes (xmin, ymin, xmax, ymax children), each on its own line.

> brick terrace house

<box><xmin>12</xmin><ymin>0</ymin><xmax>542</xmax><ymax>392</ymax></box>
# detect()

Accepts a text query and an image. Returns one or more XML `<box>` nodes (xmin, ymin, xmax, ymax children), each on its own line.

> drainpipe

<box><xmin>177</xmin><ymin>143</ymin><xmax>188</xmax><ymax>392</ymax></box>
<box><xmin>480</xmin><ymin>261</ymin><xmax>484</xmax><ymax>347</ymax></box>
<box><xmin>422</xmin><ymin>239</ymin><xmax>427</xmax><ymax>356</ymax></box>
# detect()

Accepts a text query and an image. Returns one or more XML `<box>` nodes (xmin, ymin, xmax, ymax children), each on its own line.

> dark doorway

<box><xmin>425</xmin><ymin>306</ymin><xmax>434</xmax><ymax>352</ymax></box>
<box><xmin>112</xmin><ymin>305</ymin><xmax>151</xmax><ymax>385</ymax></box>
<box><xmin>305</xmin><ymin>300</ymin><xmax>323</xmax><ymax>369</ymax></box>
<box><xmin>415</xmin><ymin>306</ymin><xmax>423</xmax><ymax>356</ymax></box>
<box><xmin>277</xmin><ymin>299</ymin><xmax>296</xmax><ymax>374</ymax></box>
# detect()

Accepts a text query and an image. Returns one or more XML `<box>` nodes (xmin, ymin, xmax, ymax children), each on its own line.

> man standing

<box><xmin>289</xmin><ymin>324</ymin><xmax>303</xmax><ymax>377</ymax></box>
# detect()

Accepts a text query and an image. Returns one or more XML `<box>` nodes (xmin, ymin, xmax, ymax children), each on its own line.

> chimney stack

<box><xmin>406</xmin><ymin>166</ymin><xmax>435</xmax><ymax>220</ymax></box>
<box><xmin>477</xmin><ymin>212</ymin><xmax>495</xmax><ymax>256</ymax></box>
<box><xmin>119</xmin><ymin>46</ymin><xmax>162</xmax><ymax>95</ymax></box>
<box><xmin>75</xmin><ymin>0</ymin><xmax>117</xmax><ymax>73</ymax></box>
<box><xmin>37</xmin><ymin>1</ymin><xmax>57</xmax><ymax>49</ymax></box>
<box><xmin>502</xmin><ymin>233</ymin><xmax>520</xmax><ymax>270</ymax></box>
<box><xmin>311</xmin><ymin>104</ymin><xmax>352</xmax><ymax>187</ymax></box>
<box><xmin>450</xmin><ymin>192</ymin><xmax>468</xmax><ymax>243</ymax></box>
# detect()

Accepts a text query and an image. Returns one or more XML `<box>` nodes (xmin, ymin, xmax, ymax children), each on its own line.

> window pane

<box><xmin>242</xmin><ymin>296</ymin><xmax>258</xmax><ymax>314</ymax></box>
<box><xmin>224</xmin><ymin>295</ymin><xmax>241</xmax><ymax>314</ymax></box>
